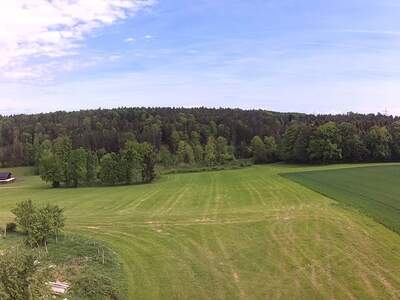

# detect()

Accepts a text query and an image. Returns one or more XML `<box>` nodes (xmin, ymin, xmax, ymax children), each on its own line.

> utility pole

<box><xmin>383</xmin><ymin>108</ymin><xmax>389</xmax><ymax>116</ymax></box>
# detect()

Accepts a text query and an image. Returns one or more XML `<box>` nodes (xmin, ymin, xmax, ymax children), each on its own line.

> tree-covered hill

<box><xmin>0</xmin><ymin>107</ymin><xmax>399</xmax><ymax>167</ymax></box>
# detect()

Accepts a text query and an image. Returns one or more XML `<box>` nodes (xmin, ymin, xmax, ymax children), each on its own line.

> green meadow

<box><xmin>1</xmin><ymin>164</ymin><xmax>400</xmax><ymax>299</ymax></box>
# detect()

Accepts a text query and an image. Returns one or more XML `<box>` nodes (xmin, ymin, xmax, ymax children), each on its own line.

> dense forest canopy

<box><xmin>0</xmin><ymin>107</ymin><xmax>399</xmax><ymax>170</ymax></box>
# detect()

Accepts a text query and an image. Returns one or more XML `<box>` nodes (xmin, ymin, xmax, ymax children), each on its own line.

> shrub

<box><xmin>0</xmin><ymin>250</ymin><xmax>50</xmax><ymax>299</ymax></box>
<box><xmin>72</xmin><ymin>272</ymin><xmax>120</xmax><ymax>300</ymax></box>
<box><xmin>5</xmin><ymin>223</ymin><xmax>16</xmax><ymax>233</ymax></box>
<box><xmin>12</xmin><ymin>200</ymin><xmax>65</xmax><ymax>247</ymax></box>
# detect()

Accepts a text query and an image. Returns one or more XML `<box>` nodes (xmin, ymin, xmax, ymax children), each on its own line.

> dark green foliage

<box><xmin>338</xmin><ymin>122</ymin><xmax>368</xmax><ymax>162</ymax></box>
<box><xmin>5</xmin><ymin>223</ymin><xmax>16</xmax><ymax>233</ymax></box>
<box><xmin>308</xmin><ymin>122</ymin><xmax>342</xmax><ymax>163</ymax></box>
<box><xmin>38</xmin><ymin>137</ymin><xmax>157</xmax><ymax>187</ymax></box>
<box><xmin>72</xmin><ymin>272</ymin><xmax>119</xmax><ymax>300</ymax></box>
<box><xmin>0</xmin><ymin>249</ymin><xmax>50</xmax><ymax>300</ymax></box>
<box><xmin>170</xmin><ymin>130</ymin><xmax>180</xmax><ymax>153</ymax></box>
<box><xmin>140</xmin><ymin>142</ymin><xmax>157</xmax><ymax>183</ymax></box>
<box><xmin>97</xmin><ymin>141</ymin><xmax>156</xmax><ymax>185</ymax></box>
<box><xmin>2</xmin><ymin>107</ymin><xmax>400</xmax><ymax>168</ymax></box>
<box><xmin>158</xmin><ymin>145</ymin><xmax>176</xmax><ymax>167</ymax></box>
<box><xmin>367</xmin><ymin>126</ymin><xmax>392</xmax><ymax>161</ymax></box>
<box><xmin>99</xmin><ymin>153</ymin><xmax>119</xmax><ymax>185</ymax></box>
<box><xmin>281</xmin><ymin>123</ymin><xmax>311</xmax><ymax>162</ymax></box>
<box><xmin>86</xmin><ymin>150</ymin><xmax>98</xmax><ymax>185</ymax></box>
<box><xmin>390</xmin><ymin>120</ymin><xmax>400</xmax><ymax>160</ymax></box>
<box><xmin>193</xmin><ymin>144</ymin><xmax>204</xmax><ymax>163</ymax></box>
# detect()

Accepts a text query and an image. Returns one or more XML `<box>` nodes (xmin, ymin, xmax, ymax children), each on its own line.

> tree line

<box><xmin>37</xmin><ymin>136</ymin><xmax>156</xmax><ymax>187</ymax></box>
<box><xmin>1</xmin><ymin>107</ymin><xmax>400</xmax><ymax>170</ymax></box>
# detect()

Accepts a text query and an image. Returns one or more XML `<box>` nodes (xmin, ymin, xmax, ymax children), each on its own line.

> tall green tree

<box><xmin>367</xmin><ymin>126</ymin><xmax>392</xmax><ymax>161</ymax></box>
<box><xmin>264</xmin><ymin>136</ymin><xmax>278</xmax><ymax>162</ymax></box>
<box><xmin>216</xmin><ymin>136</ymin><xmax>229</xmax><ymax>164</ymax></box>
<box><xmin>86</xmin><ymin>151</ymin><xmax>98</xmax><ymax>185</ymax></box>
<box><xmin>338</xmin><ymin>122</ymin><xmax>368</xmax><ymax>162</ymax></box>
<box><xmin>39</xmin><ymin>151</ymin><xmax>63</xmax><ymax>188</ymax></box>
<box><xmin>170</xmin><ymin>130</ymin><xmax>180</xmax><ymax>153</ymax></box>
<box><xmin>205</xmin><ymin>137</ymin><xmax>217</xmax><ymax>166</ymax></box>
<box><xmin>193</xmin><ymin>144</ymin><xmax>204</xmax><ymax>163</ymax></box>
<box><xmin>251</xmin><ymin>136</ymin><xmax>266</xmax><ymax>163</ymax></box>
<box><xmin>139</xmin><ymin>143</ymin><xmax>156</xmax><ymax>183</ymax></box>
<box><xmin>308</xmin><ymin>122</ymin><xmax>342</xmax><ymax>163</ymax></box>
<box><xmin>177</xmin><ymin>141</ymin><xmax>195</xmax><ymax>165</ymax></box>
<box><xmin>121</xmin><ymin>140</ymin><xmax>142</xmax><ymax>184</ymax></box>
<box><xmin>390</xmin><ymin>120</ymin><xmax>400</xmax><ymax>160</ymax></box>
<box><xmin>11</xmin><ymin>200</ymin><xmax>36</xmax><ymax>234</ymax></box>
<box><xmin>33</xmin><ymin>138</ymin><xmax>51</xmax><ymax>174</ymax></box>
<box><xmin>53</xmin><ymin>136</ymin><xmax>72</xmax><ymax>185</ymax></box>
<box><xmin>185</xmin><ymin>143</ymin><xmax>195</xmax><ymax>165</ymax></box>
<box><xmin>67</xmin><ymin>148</ymin><xmax>87</xmax><ymax>187</ymax></box>
<box><xmin>281</xmin><ymin>123</ymin><xmax>311</xmax><ymax>162</ymax></box>
<box><xmin>99</xmin><ymin>153</ymin><xmax>119</xmax><ymax>185</ymax></box>
<box><xmin>158</xmin><ymin>146</ymin><xmax>175</xmax><ymax>167</ymax></box>
<box><xmin>44</xmin><ymin>204</ymin><xmax>65</xmax><ymax>243</ymax></box>
<box><xmin>176</xmin><ymin>141</ymin><xmax>187</xmax><ymax>164</ymax></box>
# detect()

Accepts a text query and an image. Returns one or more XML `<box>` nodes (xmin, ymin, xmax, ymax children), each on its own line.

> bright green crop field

<box><xmin>283</xmin><ymin>165</ymin><xmax>400</xmax><ymax>234</ymax></box>
<box><xmin>1</xmin><ymin>164</ymin><xmax>400</xmax><ymax>299</ymax></box>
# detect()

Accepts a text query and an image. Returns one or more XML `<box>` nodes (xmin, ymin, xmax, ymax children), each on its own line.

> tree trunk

<box><xmin>27</xmin><ymin>284</ymin><xmax>33</xmax><ymax>300</ymax></box>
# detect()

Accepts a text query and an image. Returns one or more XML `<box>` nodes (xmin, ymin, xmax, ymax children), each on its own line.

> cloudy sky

<box><xmin>1</xmin><ymin>0</ymin><xmax>400</xmax><ymax>115</ymax></box>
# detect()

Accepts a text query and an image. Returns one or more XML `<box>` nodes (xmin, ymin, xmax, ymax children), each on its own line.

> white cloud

<box><xmin>0</xmin><ymin>0</ymin><xmax>155</xmax><ymax>80</ymax></box>
<box><xmin>124</xmin><ymin>37</ymin><xmax>136</xmax><ymax>43</ymax></box>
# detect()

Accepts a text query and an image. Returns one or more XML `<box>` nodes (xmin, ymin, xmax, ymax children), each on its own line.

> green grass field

<box><xmin>1</xmin><ymin>164</ymin><xmax>400</xmax><ymax>299</ymax></box>
<box><xmin>283</xmin><ymin>165</ymin><xmax>400</xmax><ymax>233</ymax></box>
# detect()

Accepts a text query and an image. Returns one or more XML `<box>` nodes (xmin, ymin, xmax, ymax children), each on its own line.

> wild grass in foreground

<box><xmin>0</xmin><ymin>233</ymin><xmax>126</xmax><ymax>300</ymax></box>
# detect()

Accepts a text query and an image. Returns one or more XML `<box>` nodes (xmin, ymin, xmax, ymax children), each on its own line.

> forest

<box><xmin>0</xmin><ymin>107</ymin><xmax>399</xmax><ymax>175</ymax></box>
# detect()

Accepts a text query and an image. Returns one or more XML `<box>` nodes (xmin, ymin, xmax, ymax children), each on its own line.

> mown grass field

<box><xmin>1</xmin><ymin>164</ymin><xmax>400</xmax><ymax>299</ymax></box>
<box><xmin>283</xmin><ymin>165</ymin><xmax>400</xmax><ymax>234</ymax></box>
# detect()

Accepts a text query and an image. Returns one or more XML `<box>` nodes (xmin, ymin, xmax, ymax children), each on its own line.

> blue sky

<box><xmin>1</xmin><ymin>0</ymin><xmax>400</xmax><ymax>115</ymax></box>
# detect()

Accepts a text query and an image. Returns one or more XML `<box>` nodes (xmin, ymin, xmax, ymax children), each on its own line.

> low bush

<box><xmin>72</xmin><ymin>272</ymin><xmax>121</xmax><ymax>300</ymax></box>
<box><xmin>160</xmin><ymin>159</ymin><xmax>253</xmax><ymax>175</ymax></box>
<box><xmin>5</xmin><ymin>223</ymin><xmax>16</xmax><ymax>233</ymax></box>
